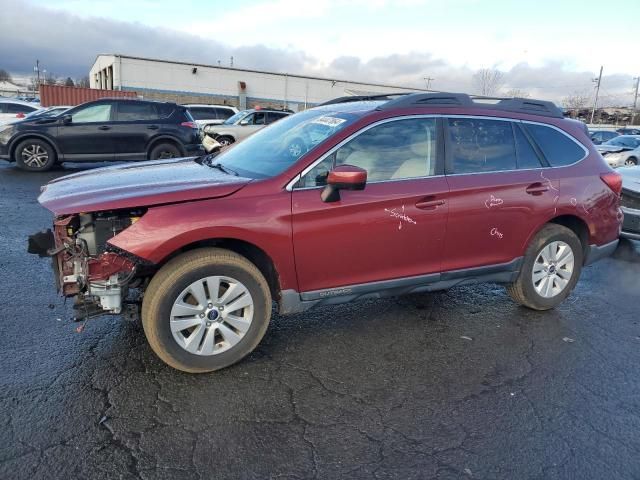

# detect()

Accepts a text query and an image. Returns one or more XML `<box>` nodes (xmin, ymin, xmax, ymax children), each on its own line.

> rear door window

<box><xmin>7</xmin><ymin>103</ymin><xmax>37</xmax><ymax>113</ymax></box>
<box><xmin>513</xmin><ymin>123</ymin><xmax>543</xmax><ymax>169</ymax></box>
<box><xmin>524</xmin><ymin>123</ymin><xmax>586</xmax><ymax>166</ymax></box>
<box><xmin>266</xmin><ymin>112</ymin><xmax>287</xmax><ymax>124</ymax></box>
<box><xmin>117</xmin><ymin>102</ymin><xmax>157</xmax><ymax>121</ymax></box>
<box><xmin>447</xmin><ymin>118</ymin><xmax>516</xmax><ymax>173</ymax></box>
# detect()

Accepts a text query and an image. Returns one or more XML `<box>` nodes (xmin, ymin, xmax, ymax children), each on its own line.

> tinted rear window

<box><xmin>513</xmin><ymin>124</ymin><xmax>543</xmax><ymax>169</ymax></box>
<box><xmin>525</xmin><ymin>124</ymin><xmax>585</xmax><ymax>166</ymax></box>
<box><xmin>189</xmin><ymin>107</ymin><xmax>217</xmax><ymax>120</ymax></box>
<box><xmin>6</xmin><ymin>103</ymin><xmax>37</xmax><ymax>113</ymax></box>
<box><xmin>117</xmin><ymin>102</ymin><xmax>157</xmax><ymax>121</ymax></box>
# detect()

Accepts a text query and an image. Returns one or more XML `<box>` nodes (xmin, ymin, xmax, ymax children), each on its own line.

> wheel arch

<box><xmin>146</xmin><ymin>135</ymin><xmax>186</xmax><ymax>158</ymax></box>
<box><xmin>9</xmin><ymin>134</ymin><xmax>60</xmax><ymax>162</ymax></box>
<box><xmin>155</xmin><ymin>238</ymin><xmax>281</xmax><ymax>306</ymax></box>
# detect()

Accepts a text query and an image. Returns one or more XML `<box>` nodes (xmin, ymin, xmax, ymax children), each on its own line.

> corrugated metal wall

<box><xmin>40</xmin><ymin>84</ymin><xmax>137</xmax><ymax>107</ymax></box>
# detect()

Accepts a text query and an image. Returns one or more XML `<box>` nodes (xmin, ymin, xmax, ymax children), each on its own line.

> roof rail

<box><xmin>318</xmin><ymin>93</ymin><xmax>412</xmax><ymax>106</ymax></box>
<box><xmin>376</xmin><ymin>92</ymin><xmax>563</xmax><ymax>118</ymax></box>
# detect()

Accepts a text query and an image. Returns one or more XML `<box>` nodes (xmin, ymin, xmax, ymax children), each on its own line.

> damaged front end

<box><xmin>28</xmin><ymin>210</ymin><xmax>148</xmax><ymax>321</ymax></box>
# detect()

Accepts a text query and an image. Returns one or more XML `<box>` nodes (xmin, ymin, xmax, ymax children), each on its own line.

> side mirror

<box><xmin>321</xmin><ymin>165</ymin><xmax>367</xmax><ymax>203</ymax></box>
<box><xmin>239</xmin><ymin>119</ymin><xmax>249</xmax><ymax>126</ymax></box>
<box><xmin>61</xmin><ymin>114</ymin><xmax>72</xmax><ymax>125</ymax></box>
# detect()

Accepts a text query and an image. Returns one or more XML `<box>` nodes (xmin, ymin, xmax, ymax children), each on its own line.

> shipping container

<box><xmin>40</xmin><ymin>84</ymin><xmax>137</xmax><ymax>107</ymax></box>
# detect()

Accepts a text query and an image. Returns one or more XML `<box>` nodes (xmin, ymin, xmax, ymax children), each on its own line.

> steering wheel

<box><xmin>286</xmin><ymin>137</ymin><xmax>308</xmax><ymax>159</ymax></box>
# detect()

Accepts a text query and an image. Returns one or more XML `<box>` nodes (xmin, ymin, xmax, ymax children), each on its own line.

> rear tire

<box><xmin>506</xmin><ymin>224</ymin><xmax>583</xmax><ymax>310</ymax></box>
<box><xmin>142</xmin><ymin>248</ymin><xmax>272</xmax><ymax>373</ymax></box>
<box><xmin>14</xmin><ymin>138</ymin><xmax>56</xmax><ymax>172</ymax></box>
<box><xmin>149</xmin><ymin>142</ymin><xmax>181</xmax><ymax>160</ymax></box>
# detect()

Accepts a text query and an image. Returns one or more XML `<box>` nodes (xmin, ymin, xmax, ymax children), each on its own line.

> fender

<box><xmin>9</xmin><ymin>132</ymin><xmax>62</xmax><ymax>159</ymax></box>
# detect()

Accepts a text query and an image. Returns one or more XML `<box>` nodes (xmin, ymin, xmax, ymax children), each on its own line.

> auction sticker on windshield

<box><xmin>311</xmin><ymin>116</ymin><xmax>347</xmax><ymax>127</ymax></box>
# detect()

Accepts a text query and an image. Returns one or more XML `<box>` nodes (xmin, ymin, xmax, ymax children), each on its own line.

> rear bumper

<box><xmin>584</xmin><ymin>239</ymin><xmax>619</xmax><ymax>265</ymax></box>
<box><xmin>184</xmin><ymin>143</ymin><xmax>205</xmax><ymax>155</ymax></box>
<box><xmin>620</xmin><ymin>206</ymin><xmax>640</xmax><ymax>240</ymax></box>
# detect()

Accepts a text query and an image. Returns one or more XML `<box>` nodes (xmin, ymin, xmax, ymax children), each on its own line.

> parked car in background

<box><xmin>589</xmin><ymin>129</ymin><xmax>619</xmax><ymax>145</ymax></box>
<box><xmin>0</xmin><ymin>99</ymin><xmax>41</xmax><ymax>125</ymax></box>
<box><xmin>617</xmin><ymin>127</ymin><xmax>640</xmax><ymax>135</ymax></box>
<box><xmin>618</xmin><ymin>166</ymin><xmax>640</xmax><ymax>240</ymax></box>
<box><xmin>24</xmin><ymin>106</ymin><xmax>72</xmax><ymax>120</ymax></box>
<box><xmin>0</xmin><ymin>98</ymin><xmax>203</xmax><ymax>171</ymax></box>
<box><xmin>183</xmin><ymin>104</ymin><xmax>238</xmax><ymax>129</ymax></box>
<box><xmin>204</xmin><ymin>107</ymin><xmax>292</xmax><ymax>145</ymax></box>
<box><xmin>596</xmin><ymin>135</ymin><xmax>640</xmax><ymax>167</ymax></box>
<box><xmin>28</xmin><ymin>92</ymin><xmax>622</xmax><ymax>373</ymax></box>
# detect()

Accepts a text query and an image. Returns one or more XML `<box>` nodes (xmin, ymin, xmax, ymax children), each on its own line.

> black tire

<box><xmin>149</xmin><ymin>142</ymin><xmax>181</xmax><ymax>160</ymax></box>
<box><xmin>14</xmin><ymin>138</ymin><xmax>56</xmax><ymax>172</ymax></box>
<box><xmin>141</xmin><ymin>248</ymin><xmax>272</xmax><ymax>373</ymax></box>
<box><xmin>625</xmin><ymin>157</ymin><xmax>638</xmax><ymax>167</ymax></box>
<box><xmin>217</xmin><ymin>136</ymin><xmax>235</xmax><ymax>146</ymax></box>
<box><xmin>506</xmin><ymin>224</ymin><xmax>583</xmax><ymax>310</ymax></box>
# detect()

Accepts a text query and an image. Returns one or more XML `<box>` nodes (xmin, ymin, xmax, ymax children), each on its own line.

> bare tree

<box><xmin>44</xmin><ymin>72</ymin><xmax>57</xmax><ymax>85</ymax></box>
<box><xmin>504</xmin><ymin>88</ymin><xmax>529</xmax><ymax>98</ymax></box>
<box><xmin>0</xmin><ymin>69</ymin><xmax>12</xmax><ymax>83</ymax></box>
<box><xmin>64</xmin><ymin>77</ymin><xmax>75</xmax><ymax>87</ymax></box>
<box><xmin>77</xmin><ymin>76</ymin><xmax>90</xmax><ymax>88</ymax></box>
<box><xmin>562</xmin><ymin>90</ymin><xmax>590</xmax><ymax>110</ymax></box>
<box><xmin>473</xmin><ymin>68</ymin><xmax>504</xmax><ymax>96</ymax></box>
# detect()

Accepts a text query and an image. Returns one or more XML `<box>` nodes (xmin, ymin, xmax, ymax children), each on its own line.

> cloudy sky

<box><xmin>1</xmin><ymin>0</ymin><xmax>638</xmax><ymax>105</ymax></box>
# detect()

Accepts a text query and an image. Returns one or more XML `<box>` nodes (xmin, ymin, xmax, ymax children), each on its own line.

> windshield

<box><xmin>209</xmin><ymin>108</ymin><xmax>359</xmax><ymax>178</ymax></box>
<box><xmin>223</xmin><ymin>110</ymin><xmax>249</xmax><ymax>125</ymax></box>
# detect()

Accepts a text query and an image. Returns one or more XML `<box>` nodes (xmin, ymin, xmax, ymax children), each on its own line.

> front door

<box><xmin>57</xmin><ymin>102</ymin><xmax>114</xmax><ymax>161</ymax></box>
<box><xmin>442</xmin><ymin>117</ymin><xmax>557</xmax><ymax>271</ymax></box>
<box><xmin>291</xmin><ymin>117</ymin><xmax>449</xmax><ymax>293</ymax></box>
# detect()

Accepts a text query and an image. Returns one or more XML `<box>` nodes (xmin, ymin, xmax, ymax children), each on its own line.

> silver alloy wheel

<box><xmin>625</xmin><ymin>158</ymin><xmax>637</xmax><ymax>166</ymax></box>
<box><xmin>532</xmin><ymin>241</ymin><xmax>575</xmax><ymax>298</ymax></box>
<box><xmin>170</xmin><ymin>276</ymin><xmax>254</xmax><ymax>355</ymax></box>
<box><xmin>21</xmin><ymin>144</ymin><xmax>48</xmax><ymax>168</ymax></box>
<box><xmin>218</xmin><ymin>137</ymin><xmax>232</xmax><ymax>146</ymax></box>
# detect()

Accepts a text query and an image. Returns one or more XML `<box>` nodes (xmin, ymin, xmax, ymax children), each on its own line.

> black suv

<box><xmin>0</xmin><ymin>99</ymin><xmax>204</xmax><ymax>172</ymax></box>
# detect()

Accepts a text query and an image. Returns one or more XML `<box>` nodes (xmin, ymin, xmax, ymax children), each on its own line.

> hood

<box><xmin>619</xmin><ymin>166</ymin><xmax>640</xmax><ymax>193</ymax></box>
<box><xmin>39</xmin><ymin>157</ymin><xmax>252</xmax><ymax>215</ymax></box>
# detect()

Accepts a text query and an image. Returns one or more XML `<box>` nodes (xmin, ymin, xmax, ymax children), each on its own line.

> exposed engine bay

<box><xmin>28</xmin><ymin>209</ymin><xmax>147</xmax><ymax>320</ymax></box>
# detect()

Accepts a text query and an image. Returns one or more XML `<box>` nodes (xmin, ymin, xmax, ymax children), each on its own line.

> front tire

<box><xmin>625</xmin><ymin>157</ymin><xmax>638</xmax><ymax>167</ymax></box>
<box><xmin>141</xmin><ymin>248</ymin><xmax>272</xmax><ymax>373</ymax></box>
<box><xmin>216</xmin><ymin>136</ymin><xmax>235</xmax><ymax>146</ymax></box>
<box><xmin>506</xmin><ymin>224</ymin><xmax>583</xmax><ymax>310</ymax></box>
<box><xmin>14</xmin><ymin>138</ymin><xmax>56</xmax><ymax>171</ymax></box>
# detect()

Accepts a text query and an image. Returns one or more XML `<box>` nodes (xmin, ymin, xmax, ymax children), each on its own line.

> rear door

<box><xmin>56</xmin><ymin>102</ymin><xmax>115</xmax><ymax>160</ymax></box>
<box><xmin>442</xmin><ymin>116</ymin><xmax>557</xmax><ymax>271</ymax></box>
<box><xmin>291</xmin><ymin>116</ymin><xmax>449</xmax><ymax>293</ymax></box>
<box><xmin>111</xmin><ymin>101</ymin><xmax>160</xmax><ymax>160</ymax></box>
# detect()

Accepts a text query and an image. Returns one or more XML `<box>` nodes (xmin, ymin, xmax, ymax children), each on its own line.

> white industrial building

<box><xmin>90</xmin><ymin>54</ymin><xmax>428</xmax><ymax>111</ymax></box>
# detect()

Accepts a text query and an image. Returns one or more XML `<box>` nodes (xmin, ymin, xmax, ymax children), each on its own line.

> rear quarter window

<box><xmin>524</xmin><ymin>123</ymin><xmax>586</xmax><ymax>167</ymax></box>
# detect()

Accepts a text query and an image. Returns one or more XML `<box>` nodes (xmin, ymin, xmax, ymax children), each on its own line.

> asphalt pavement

<box><xmin>1</xmin><ymin>161</ymin><xmax>640</xmax><ymax>480</ymax></box>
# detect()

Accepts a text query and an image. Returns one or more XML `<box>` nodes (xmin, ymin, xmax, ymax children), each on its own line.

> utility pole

<box><xmin>590</xmin><ymin>65</ymin><xmax>603</xmax><ymax>124</ymax></box>
<box><xmin>230</xmin><ymin>56</ymin><xmax>234</xmax><ymax>68</ymax></box>
<box><xmin>633</xmin><ymin>76</ymin><xmax>639</xmax><ymax>125</ymax></box>
<box><xmin>423</xmin><ymin>76</ymin><xmax>434</xmax><ymax>90</ymax></box>
<box><xmin>34</xmin><ymin>59</ymin><xmax>41</xmax><ymax>91</ymax></box>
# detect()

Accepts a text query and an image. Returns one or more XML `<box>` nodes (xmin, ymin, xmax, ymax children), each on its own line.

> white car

<box><xmin>183</xmin><ymin>104</ymin><xmax>239</xmax><ymax>130</ymax></box>
<box><xmin>596</xmin><ymin>135</ymin><xmax>640</xmax><ymax>168</ymax></box>
<box><xmin>0</xmin><ymin>99</ymin><xmax>42</xmax><ymax>125</ymax></box>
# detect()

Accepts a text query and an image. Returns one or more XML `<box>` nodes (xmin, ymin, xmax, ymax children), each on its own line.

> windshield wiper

<box><xmin>210</xmin><ymin>162</ymin><xmax>238</xmax><ymax>176</ymax></box>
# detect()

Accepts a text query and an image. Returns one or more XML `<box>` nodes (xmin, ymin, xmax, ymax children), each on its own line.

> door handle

<box><xmin>147</xmin><ymin>125</ymin><xmax>159</xmax><ymax>130</ymax></box>
<box><xmin>415</xmin><ymin>197</ymin><xmax>445</xmax><ymax>210</ymax></box>
<box><xmin>98</xmin><ymin>125</ymin><xmax>111</xmax><ymax>131</ymax></box>
<box><xmin>525</xmin><ymin>182</ymin><xmax>549</xmax><ymax>195</ymax></box>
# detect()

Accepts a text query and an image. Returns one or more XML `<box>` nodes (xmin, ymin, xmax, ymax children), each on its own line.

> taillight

<box><xmin>16</xmin><ymin>112</ymin><xmax>25</xmax><ymax>118</ymax></box>
<box><xmin>181</xmin><ymin>121</ymin><xmax>198</xmax><ymax>129</ymax></box>
<box><xmin>600</xmin><ymin>171</ymin><xmax>622</xmax><ymax>195</ymax></box>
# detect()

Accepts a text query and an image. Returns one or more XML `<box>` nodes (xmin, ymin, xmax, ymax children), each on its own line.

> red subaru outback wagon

<box><xmin>29</xmin><ymin>93</ymin><xmax>623</xmax><ymax>373</ymax></box>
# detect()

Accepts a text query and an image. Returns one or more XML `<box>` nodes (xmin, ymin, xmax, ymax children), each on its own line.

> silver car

<box><xmin>619</xmin><ymin>166</ymin><xmax>640</xmax><ymax>240</ymax></box>
<box><xmin>204</xmin><ymin>108</ymin><xmax>291</xmax><ymax>146</ymax></box>
<box><xmin>596</xmin><ymin>135</ymin><xmax>640</xmax><ymax>168</ymax></box>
